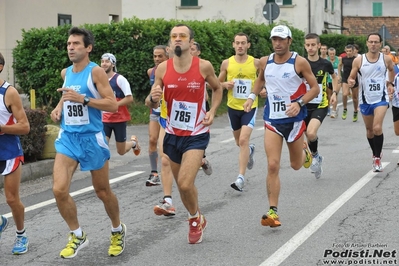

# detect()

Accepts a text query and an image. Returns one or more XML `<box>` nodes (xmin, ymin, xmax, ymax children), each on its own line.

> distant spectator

<box><xmin>383</xmin><ymin>45</ymin><xmax>399</xmax><ymax>64</ymax></box>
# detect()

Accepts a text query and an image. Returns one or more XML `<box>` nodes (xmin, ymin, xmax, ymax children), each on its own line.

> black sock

<box><xmin>367</xmin><ymin>137</ymin><xmax>375</xmax><ymax>156</ymax></box>
<box><xmin>308</xmin><ymin>138</ymin><xmax>318</xmax><ymax>156</ymax></box>
<box><xmin>374</xmin><ymin>134</ymin><xmax>384</xmax><ymax>157</ymax></box>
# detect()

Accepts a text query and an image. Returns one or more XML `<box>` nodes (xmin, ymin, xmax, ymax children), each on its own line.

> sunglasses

<box><xmin>170</xmin><ymin>33</ymin><xmax>189</xmax><ymax>40</ymax></box>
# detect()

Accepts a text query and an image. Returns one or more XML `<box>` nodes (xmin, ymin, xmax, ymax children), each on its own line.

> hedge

<box><xmin>13</xmin><ymin>17</ymin><xmax>371</xmax><ymax>109</ymax></box>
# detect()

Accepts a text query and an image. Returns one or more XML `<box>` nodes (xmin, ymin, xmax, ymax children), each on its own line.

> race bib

<box><xmin>63</xmin><ymin>101</ymin><xmax>89</xmax><ymax>125</ymax></box>
<box><xmin>268</xmin><ymin>93</ymin><xmax>290</xmax><ymax>119</ymax></box>
<box><xmin>366</xmin><ymin>78</ymin><xmax>384</xmax><ymax>102</ymax></box>
<box><xmin>170</xmin><ymin>100</ymin><xmax>197</xmax><ymax>131</ymax></box>
<box><xmin>307</xmin><ymin>84</ymin><xmax>323</xmax><ymax>104</ymax></box>
<box><xmin>233</xmin><ymin>79</ymin><xmax>252</xmax><ymax>99</ymax></box>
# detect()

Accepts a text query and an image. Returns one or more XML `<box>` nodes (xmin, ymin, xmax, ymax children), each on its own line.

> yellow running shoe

<box><xmin>303</xmin><ymin>141</ymin><xmax>312</xmax><ymax>168</ymax></box>
<box><xmin>342</xmin><ymin>109</ymin><xmax>347</xmax><ymax>120</ymax></box>
<box><xmin>353</xmin><ymin>112</ymin><xmax>358</xmax><ymax>122</ymax></box>
<box><xmin>60</xmin><ymin>232</ymin><xmax>89</xmax><ymax>259</ymax></box>
<box><xmin>261</xmin><ymin>209</ymin><xmax>281</xmax><ymax>227</ymax></box>
<box><xmin>108</xmin><ymin>223</ymin><xmax>126</xmax><ymax>257</ymax></box>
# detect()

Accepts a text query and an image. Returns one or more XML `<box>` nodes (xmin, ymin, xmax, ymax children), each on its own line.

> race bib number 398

<box><xmin>63</xmin><ymin>101</ymin><xmax>90</xmax><ymax>125</ymax></box>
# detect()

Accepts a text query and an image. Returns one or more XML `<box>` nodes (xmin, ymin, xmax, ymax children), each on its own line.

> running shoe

<box><xmin>310</xmin><ymin>154</ymin><xmax>319</xmax><ymax>173</ymax></box>
<box><xmin>247</xmin><ymin>143</ymin><xmax>255</xmax><ymax>170</ymax></box>
<box><xmin>188</xmin><ymin>214</ymin><xmax>207</xmax><ymax>244</ymax></box>
<box><xmin>230</xmin><ymin>176</ymin><xmax>244</xmax><ymax>192</ymax></box>
<box><xmin>327</xmin><ymin>107</ymin><xmax>331</xmax><ymax>116</ymax></box>
<box><xmin>372</xmin><ymin>156</ymin><xmax>382</xmax><ymax>172</ymax></box>
<box><xmin>0</xmin><ymin>215</ymin><xmax>8</xmax><ymax>240</ymax></box>
<box><xmin>154</xmin><ymin>200</ymin><xmax>176</xmax><ymax>216</ymax></box>
<box><xmin>313</xmin><ymin>155</ymin><xmax>324</xmax><ymax>179</ymax></box>
<box><xmin>261</xmin><ymin>209</ymin><xmax>281</xmax><ymax>227</ymax></box>
<box><xmin>353</xmin><ymin>112</ymin><xmax>358</xmax><ymax>122</ymax></box>
<box><xmin>146</xmin><ymin>173</ymin><xmax>161</xmax><ymax>186</ymax></box>
<box><xmin>108</xmin><ymin>223</ymin><xmax>126</xmax><ymax>257</ymax></box>
<box><xmin>131</xmin><ymin>135</ymin><xmax>141</xmax><ymax>156</ymax></box>
<box><xmin>330</xmin><ymin>110</ymin><xmax>337</xmax><ymax>118</ymax></box>
<box><xmin>201</xmin><ymin>158</ymin><xmax>213</xmax><ymax>175</ymax></box>
<box><xmin>303</xmin><ymin>142</ymin><xmax>312</xmax><ymax>168</ymax></box>
<box><xmin>342</xmin><ymin>109</ymin><xmax>347</xmax><ymax>120</ymax></box>
<box><xmin>60</xmin><ymin>232</ymin><xmax>89</xmax><ymax>259</ymax></box>
<box><xmin>12</xmin><ymin>235</ymin><xmax>29</xmax><ymax>255</ymax></box>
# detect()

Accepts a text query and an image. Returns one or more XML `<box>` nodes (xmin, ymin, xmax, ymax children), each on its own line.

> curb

<box><xmin>0</xmin><ymin>159</ymin><xmax>54</xmax><ymax>189</ymax></box>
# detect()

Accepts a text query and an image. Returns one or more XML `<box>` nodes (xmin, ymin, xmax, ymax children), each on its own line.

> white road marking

<box><xmin>259</xmin><ymin>162</ymin><xmax>389</xmax><ymax>266</ymax></box>
<box><xmin>221</xmin><ymin>137</ymin><xmax>235</xmax><ymax>143</ymax></box>
<box><xmin>3</xmin><ymin>171</ymin><xmax>145</xmax><ymax>219</ymax></box>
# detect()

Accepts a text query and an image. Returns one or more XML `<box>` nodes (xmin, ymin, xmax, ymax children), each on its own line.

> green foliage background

<box><xmin>13</xmin><ymin>17</ymin><xmax>369</xmax><ymax>121</ymax></box>
<box><xmin>13</xmin><ymin>18</ymin><xmax>305</xmax><ymax>107</ymax></box>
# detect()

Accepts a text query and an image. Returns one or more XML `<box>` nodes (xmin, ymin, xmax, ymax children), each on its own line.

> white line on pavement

<box><xmin>221</xmin><ymin>137</ymin><xmax>235</xmax><ymax>143</ymax></box>
<box><xmin>259</xmin><ymin>162</ymin><xmax>389</xmax><ymax>266</ymax></box>
<box><xmin>3</xmin><ymin>171</ymin><xmax>145</xmax><ymax>219</ymax></box>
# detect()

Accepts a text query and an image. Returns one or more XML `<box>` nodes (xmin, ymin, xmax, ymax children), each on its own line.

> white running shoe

<box><xmin>314</xmin><ymin>156</ymin><xmax>323</xmax><ymax>179</ymax></box>
<box><xmin>230</xmin><ymin>176</ymin><xmax>244</xmax><ymax>192</ymax></box>
<box><xmin>372</xmin><ymin>156</ymin><xmax>382</xmax><ymax>172</ymax></box>
<box><xmin>247</xmin><ymin>144</ymin><xmax>255</xmax><ymax>170</ymax></box>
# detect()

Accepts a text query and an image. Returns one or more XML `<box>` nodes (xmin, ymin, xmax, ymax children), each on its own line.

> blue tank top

<box><xmin>149</xmin><ymin>67</ymin><xmax>156</xmax><ymax>86</ymax></box>
<box><xmin>61</xmin><ymin>62</ymin><xmax>103</xmax><ymax>134</ymax></box>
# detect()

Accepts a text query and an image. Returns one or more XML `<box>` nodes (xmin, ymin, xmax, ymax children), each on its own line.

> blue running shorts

<box><xmin>55</xmin><ymin>130</ymin><xmax>110</xmax><ymax>171</ymax></box>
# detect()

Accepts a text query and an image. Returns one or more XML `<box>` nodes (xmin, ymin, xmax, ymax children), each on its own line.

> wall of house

<box><xmin>0</xmin><ymin>0</ymin><xmax>121</xmax><ymax>84</ymax></box>
<box><xmin>122</xmin><ymin>0</ymin><xmax>342</xmax><ymax>35</ymax></box>
<box><xmin>343</xmin><ymin>0</ymin><xmax>398</xmax><ymax>16</ymax></box>
<box><xmin>343</xmin><ymin>16</ymin><xmax>399</xmax><ymax>50</ymax></box>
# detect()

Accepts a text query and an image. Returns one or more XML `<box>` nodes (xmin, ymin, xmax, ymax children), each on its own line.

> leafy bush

<box><xmin>12</xmin><ymin>18</ymin><xmax>304</xmax><ymax>109</ymax></box>
<box><xmin>319</xmin><ymin>34</ymin><xmax>368</xmax><ymax>55</ymax></box>
<box><xmin>20</xmin><ymin>109</ymin><xmax>47</xmax><ymax>162</ymax></box>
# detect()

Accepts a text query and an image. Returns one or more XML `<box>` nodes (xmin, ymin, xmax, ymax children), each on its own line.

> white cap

<box><xmin>270</xmin><ymin>25</ymin><xmax>292</xmax><ymax>39</ymax></box>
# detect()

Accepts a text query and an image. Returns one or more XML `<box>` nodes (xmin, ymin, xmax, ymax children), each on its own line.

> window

<box><xmin>274</xmin><ymin>0</ymin><xmax>292</xmax><ymax>5</ymax></box>
<box><xmin>58</xmin><ymin>14</ymin><xmax>71</xmax><ymax>26</ymax></box>
<box><xmin>372</xmin><ymin>2</ymin><xmax>382</xmax><ymax>16</ymax></box>
<box><xmin>331</xmin><ymin>0</ymin><xmax>335</xmax><ymax>12</ymax></box>
<box><xmin>109</xmin><ymin>14</ymin><xmax>119</xmax><ymax>23</ymax></box>
<box><xmin>181</xmin><ymin>0</ymin><xmax>198</xmax><ymax>6</ymax></box>
<box><xmin>325</xmin><ymin>0</ymin><xmax>328</xmax><ymax>10</ymax></box>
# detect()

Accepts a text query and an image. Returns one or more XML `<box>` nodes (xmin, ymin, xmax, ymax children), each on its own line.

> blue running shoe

<box><xmin>12</xmin><ymin>235</ymin><xmax>29</xmax><ymax>254</ymax></box>
<box><xmin>0</xmin><ymin>215</ymin><xmax>8</xmax><ymax>240</ymax></box>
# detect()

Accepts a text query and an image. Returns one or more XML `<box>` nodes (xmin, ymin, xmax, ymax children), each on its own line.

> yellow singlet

<box><xmin>226</xmin><ymin>55</ymin><xmax>258</xmax><ymax>110</ymax></box>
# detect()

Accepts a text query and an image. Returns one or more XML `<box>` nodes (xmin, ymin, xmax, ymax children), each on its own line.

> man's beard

<box><xmin>104</xmin><ymin>66</ymin><xmax>112</xmax><ymax>73</ymax></box>
<box><xmin>174</xmin><ymin>46</ymin><xmax>182</xmax><ymax>57</ymax></box>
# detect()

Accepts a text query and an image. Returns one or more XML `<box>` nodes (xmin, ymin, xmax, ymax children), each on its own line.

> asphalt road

<box><xmin>1</xmin><ymin>99</ymin><xmax>398</xmax><ymax>266</ymax></box>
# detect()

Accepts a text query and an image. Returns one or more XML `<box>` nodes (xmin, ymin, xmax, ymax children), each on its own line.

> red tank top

<box><xmin>163</xmin><ymin>56</ymin><xmax>209</xmax><ymax>136</ymax></box>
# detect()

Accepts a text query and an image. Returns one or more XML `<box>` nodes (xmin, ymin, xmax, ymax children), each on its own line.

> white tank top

<box><xmin>263</xmin><ymin>52</ymin><xmax>307</xmax><ymax>122</ymax></box>
<box><xmin>358</xmin><ymin>53</ymin><xmax>388</xmax><ymax>104</ymax></box>
<box><xmin>392</xmin><ymin>73</ymin><xmax>399</xmax><ymax>108</ymax></box>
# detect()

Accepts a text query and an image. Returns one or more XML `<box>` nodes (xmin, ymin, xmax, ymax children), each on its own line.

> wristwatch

<box><xmin>150</xmin><ymin>95</ymin><xmax>158</xmax><ymax>104</ymax></box>
<box><xmin>297</xmin><ymin>99</ymin><xmax>305</xmax><ymax>107</ymax></box>
<box><xmin>83</xmin><ymin>96</ymin><xmax>90</xmax><ymax>106</ymax></box>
